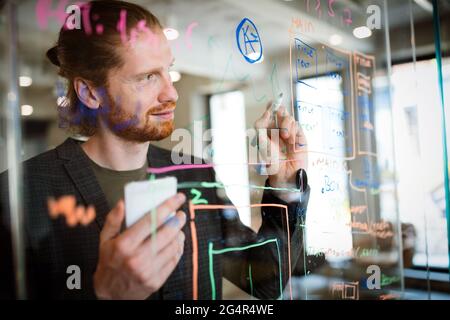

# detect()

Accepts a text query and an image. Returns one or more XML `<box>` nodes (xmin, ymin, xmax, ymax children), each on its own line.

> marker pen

<box><xmin>251</xmin><ymin>93</ymin><xmax>284</xmax><ymax>147</ymax></box>
<box><xmin>272</xmin><ymin>92</ymin><xmax>284</xmax><ymax>129</ymax></box>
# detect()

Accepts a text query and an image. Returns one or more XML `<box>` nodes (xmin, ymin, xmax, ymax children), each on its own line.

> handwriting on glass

<box><xmin>48</xmin><ymin>195</ymin><xmax>96</xmax><ymax>227</ymax></box>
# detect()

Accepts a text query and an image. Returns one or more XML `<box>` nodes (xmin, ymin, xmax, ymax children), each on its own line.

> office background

<box><xmin>1</xmin><ymin>0</ymin><xmax>449</xmax><ymax>299</ymax></box>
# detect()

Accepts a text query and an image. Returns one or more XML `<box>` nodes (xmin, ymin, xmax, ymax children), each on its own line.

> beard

<box><xmin>100</xmin><ymin>92</ymin><xmax>176</xmax><ymax>143</ymax></box>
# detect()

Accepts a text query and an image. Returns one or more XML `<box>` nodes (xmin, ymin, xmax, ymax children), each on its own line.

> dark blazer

<box><xmin>0</xmin><ymin>138</ymin><xmax>309</xmax><ymax>300</ymax></box>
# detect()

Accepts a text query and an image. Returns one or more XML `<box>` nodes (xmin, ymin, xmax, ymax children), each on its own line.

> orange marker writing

<box><xmin>47</xmin><ymin>196</ymin><xmax>96</xmax><ymax>227</ymax></box>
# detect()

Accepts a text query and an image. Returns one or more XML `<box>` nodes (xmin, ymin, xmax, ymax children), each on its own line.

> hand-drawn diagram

<box><xmin>290</xmin><ymin>35</ymin><xmax>356</xmax><ymax>159</ymax></box>
<box><xmin>354</xmin><ymin>52</ymin><xmax>377</xmax><ymax>157</ymax></box>
<box><xmin>188</xmin><ymin>202</ymin><xmax>299</xmax><ymax>300</ymax></box>
<box><xmin>331</xmin><ymin>281</ymin><xmax>359</xmax><ymax>300</ymax></box>
<box><xmin>236</xmin><ymin>18</ymin><xmax>263</xmax><ymax>64</ymax></box>
<box><xmin>287</xmin><ymin>24</ymin><xmax>399</xmax><ymax>300</ymax></box>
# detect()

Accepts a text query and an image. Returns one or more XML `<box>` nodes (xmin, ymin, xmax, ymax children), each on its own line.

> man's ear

<box><xmin>74</xmin><ymin>78</ymin><xmax>102</xmax><ymax>110</ymax></box>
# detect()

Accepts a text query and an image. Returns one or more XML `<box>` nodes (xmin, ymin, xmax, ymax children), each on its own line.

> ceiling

<box><xmin>0</xmin><ymin>0</ymin><xmax>445</xmax><ymax>93</ymax></box>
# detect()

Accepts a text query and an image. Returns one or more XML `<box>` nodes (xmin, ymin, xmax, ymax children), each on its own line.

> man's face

<box><xmin>100</xmin><ymin>29</ymin><xmax>178</xmax><ymax>142</ymax></box>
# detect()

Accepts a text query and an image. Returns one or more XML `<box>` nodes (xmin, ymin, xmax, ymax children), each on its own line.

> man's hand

<box><xmin>93</xmin><ymin>193</ymin><xmax>186</xmax><ymax>300</ymax></box>
<box><xmin>254</xmin><ymin>104</ymin><xmax>308</xmax><ymax>190</ymax></box>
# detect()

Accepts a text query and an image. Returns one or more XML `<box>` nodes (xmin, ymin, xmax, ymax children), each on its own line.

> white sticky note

<box><xmin>124</xmin><ymin>177</ymin><xmax>177</xmax><ymax>227</ymax></box>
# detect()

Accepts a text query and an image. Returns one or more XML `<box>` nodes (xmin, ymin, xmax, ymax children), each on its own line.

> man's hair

<box><xmin>46</xmin><ymin>0</ymin><xmax>162</xmax><ymax>136</ymax></box>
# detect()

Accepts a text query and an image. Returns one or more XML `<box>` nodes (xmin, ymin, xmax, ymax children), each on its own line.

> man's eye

<box><xmin>138</xmin><ymin>74</ymin><xmax>156</xmax><ymax>84</ymax></box>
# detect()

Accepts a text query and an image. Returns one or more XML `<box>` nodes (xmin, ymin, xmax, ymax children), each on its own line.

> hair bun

<box><xmin>46</xmin><ymin>46</ymin><xmax>60</xmax><ymax>67</ymax></box>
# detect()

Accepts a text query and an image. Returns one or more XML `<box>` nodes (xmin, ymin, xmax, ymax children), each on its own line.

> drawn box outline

<box><xmin>331</xmin><ymin>281</ymin><xmax>360</xmax><ymax>300</ymax></box>
<box><xmin>294</xmin><ymin>38</ymin><xmax>318</xmax><ymax>89</ymax></box>
<box><xmin>208</xmin><ymin>238</ymin><xmax>282</xmax><ymax>300</ymax></box>
<box><xmin>325</xmin><ymin>47</ymin><xmax>352</xmax><ymax>97</ymax></box>
<box><xmin>188</xmin><ymin>202</ymin><xmax>300</xmax><ymax>300</ymax></box>
<box><xmin>352</xmin><ymin>51</ymin><xmax>377</xmax><ymax>157</ymax></box>
<box><xmin>289</xmin><ymin>32</ymin><xmax>356</xmax><ymax>161</ymax></box>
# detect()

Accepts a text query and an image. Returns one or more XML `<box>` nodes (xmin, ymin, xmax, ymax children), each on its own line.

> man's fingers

<box><xmin>276</xmin><ymin>106</ymin><xmax>288</xmax><ymax>123</ymax></box>
<box><xmin>291</xmin><ymin>119</ymin><xmax>301</xmax><ymax>144</ymax></box>
<box><xmin>135</xmin><ymin>211</ymin><xmax>186</xmax><ymax>256</ymax></box>
<box><xmin>254</xmin><ymin>108</ymin><xmax>271</xmax><ymax>159</ymax></box>
<box><xmin>276</xmin><ymin>107</ymin><xmax>295</xmax><ymax>140</ymax></box>
<box><xmin>100</xmin><ymin>200</ymin><xmax>125</xmax><ymax>245</ymax></box>
<box><xmin>136</xmin><ymin>232</ymin><xmax>184</xmax><ymax>286</ymax></box>
<box><xmin>254</xmin><ymin>108</ymin><xmax>271</xmax><ymax>130</ymax></box>
<box><xmin>295</xmin><ymin>123</ymin><xmax>308</xmax><ymax>148</ymax></box>
<box><xmin>149</xmin><ymin>239</ymin><xmax>184</xmax><ymax>287</ymax></box>
<box><xmin>150</xmin><ymin>231</ymin><xmax>184</xmax><ymax>272</ymax></box>
<box><xmin>119</xmin><ymin>193</ymin><xmax>186</xmax><ymax>251</ymax></box>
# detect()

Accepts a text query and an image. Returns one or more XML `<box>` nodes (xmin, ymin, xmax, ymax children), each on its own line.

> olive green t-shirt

<box><xmin>87</xmin><ymin>157</ymin><xmax>149</xmax><ymax>209</ymax></box>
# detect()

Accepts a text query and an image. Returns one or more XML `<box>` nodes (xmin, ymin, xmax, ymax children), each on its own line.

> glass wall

<box><xmin>0</xmin><ymin>0</ymin><xmax>449</xmax><ymax>300</ymax></box>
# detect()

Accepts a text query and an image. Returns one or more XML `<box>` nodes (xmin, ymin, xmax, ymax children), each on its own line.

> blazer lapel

<box><xmin>56</xmin><ymin>138</ymin><xmax>110</xmax><ymax>231</ymax></box>
<box><xmin>147</xmin><ymin>144</ymin><xmax>170</xmax><ymax>170</ymax></box>
<box><xmin>55</xmin><ymin>139</ymin><xmax>172</xmax><ymax>232</ymax></box>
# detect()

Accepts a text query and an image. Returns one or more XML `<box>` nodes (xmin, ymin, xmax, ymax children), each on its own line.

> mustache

<box><xmin>146</xmin><ymin>102</ymin><xmax>177</xmax><ymax>115</ymax></box>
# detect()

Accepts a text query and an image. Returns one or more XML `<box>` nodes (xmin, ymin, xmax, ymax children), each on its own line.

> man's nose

<box><xmin>158</xmin><ymin>74</ymin><xmax>179</xmax><ymax>104</ymax></box>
